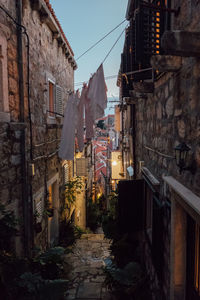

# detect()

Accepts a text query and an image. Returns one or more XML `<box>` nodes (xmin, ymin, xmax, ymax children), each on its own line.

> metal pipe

<box><xmin>131</xmin><ymin>104</ymin><xmax>137</xmax><ymax>179</ymax></box>
<box><xmin>16</xmin><ymin>0</ymin><xmax>29</xmax><ymax>257</ymax></box>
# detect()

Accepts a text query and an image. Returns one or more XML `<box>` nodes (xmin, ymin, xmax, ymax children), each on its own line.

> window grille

<box><xmin>120</xmin><ymin>0</ymin><xmax>170</xmax><ymax>90</ymax></box>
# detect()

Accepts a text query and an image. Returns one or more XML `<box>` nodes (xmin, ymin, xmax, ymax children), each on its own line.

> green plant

<box><xmin>87</xmin><ymin>198</ymin><xmax>102</xmax><ymax>232</ymax></box>
<box><xmin>32</xmin><ymin>247</ymin><xmax>66</xmax><ymax>280</ymax></box>
<box><xmin>102</xmin><ymin>191</ymin><xmax>119</xmax><ymax>240</ymax></box>
<box><xmin>0</xmin><ymin>204</ymin><xmax>18</xmax><ymax>252</ymax></box>
<box><xmin>16</xmin><ymin>272</ymin><xmax>68</xmax><ymax>300</ymax></box>
<box><xmin>59</xmin><ymin>221</ymin><xmax>84</xmax><ymax>247</ymax></box>
<box><xmin>64</xmin><ymin>177</ymin><xmax>83</xmax><ymax>204</ymax></box>
<box><xmin>111</xmin><ymin>235</ymin><xmax>140</xmax><ymax>268</ymax></box>
<box><xmin>104</xmin><ymin>259</ymin><xmax>151</xmax><ymax>300</ymax></box>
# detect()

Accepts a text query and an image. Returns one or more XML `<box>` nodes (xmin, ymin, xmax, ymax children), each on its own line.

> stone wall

<box><xmin>134</xmin><ymin>1</ymin><xmax>200</xmax><ymax>298</ymax></box>
<box><xmin>0</xmin><ymin>0</ymin><xmax>75</xmax><ymax>253</ymax></box>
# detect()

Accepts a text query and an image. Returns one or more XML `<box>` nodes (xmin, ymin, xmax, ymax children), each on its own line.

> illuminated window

<box><xmin>48</xmin><ymin>185</ymin><xmax>53</xmax><ymax>208</ymax></box>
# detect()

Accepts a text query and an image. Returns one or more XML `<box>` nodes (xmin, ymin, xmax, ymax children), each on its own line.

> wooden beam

<box><xmin>162</xmin><ymin>31</ymin><xmax>200</xmax><ymax>57</ymax></box>
<box><xmin>151</xmin><ymin>55</ymin><xmax>182</xmax><ymax>72</ymax></box>
<box><xmin>133</xmin><ymin>82</ymin><xmax>154</xmax><ymax>94</ymax></box>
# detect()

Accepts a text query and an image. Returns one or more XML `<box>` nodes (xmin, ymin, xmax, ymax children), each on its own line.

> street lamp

<box><xmin>174</xmin><ymin>142</ymin><xmax>196</xmax><ymax>174</ymax></box>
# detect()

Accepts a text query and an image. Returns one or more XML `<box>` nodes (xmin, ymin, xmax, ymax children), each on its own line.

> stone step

<box><xmin>81</xmin><ymin>233</ymin><xmax>105</xmax><ymax>241</ymax></box>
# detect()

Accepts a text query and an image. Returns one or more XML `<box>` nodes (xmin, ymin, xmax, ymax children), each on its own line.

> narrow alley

<box><xmin>64</xmin><ymin>232</ymin><xmax>111</xmax><ymax>300</ymax></box>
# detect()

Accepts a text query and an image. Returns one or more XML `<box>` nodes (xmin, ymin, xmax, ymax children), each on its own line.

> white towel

<box><xmin>58</xmin><ymin>93</ymin><xmax>79</xmax><ymax>160</ymax></box>
<box><xmin>77</xmin><ymin>87</ymin><xmax>85</xmax><ymax>151</ymax></box>
<box><xmin>87</xmin><ymin>64</ymin><xmax>107</xmax><ymax>122</ymax></box>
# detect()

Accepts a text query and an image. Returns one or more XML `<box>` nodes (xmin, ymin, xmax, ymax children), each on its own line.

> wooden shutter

<box><xmin>56</xmin><ymin>85</ymin><xmax>63</xmax><ymax>116</ymax></box>
<box><xmin>76</xmin><ymin>158</ymin><xmax>88</xmax><ymax>177</ymax></box>
<box><xmin>49</xmin><ymin>81</ymin><xmax>55</xmax><ymax>117</ymax></box>
<box><xmin>118</xmin><ymin>179</ymin><xmax>145</xmax><ymax>233</ymax></box>
<box><xmin>35</xmin><ymin>197</ymin><xmax>44</xmax><ymax>222</ymax></box>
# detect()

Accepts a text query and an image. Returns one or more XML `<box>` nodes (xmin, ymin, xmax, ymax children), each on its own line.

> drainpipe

<box><xmin>16</xmin><ymin>0</ymin><xmax>29</xmax><ymax>257</ymax></box>
<box><xmin>131</xmin><ymin>104</ymin><xmax>136</xmax><ymax>179</ymax></box>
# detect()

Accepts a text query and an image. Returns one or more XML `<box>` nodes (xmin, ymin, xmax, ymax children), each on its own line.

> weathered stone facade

<box><xmin>118</xmin><ymin>0</ymin><xmax>200</xmax><ymax>299</ymax></box>
<box><xmin>0</xmin><ymin>0</ymin><xmax>76</xmax><ymax>255</ymax></box>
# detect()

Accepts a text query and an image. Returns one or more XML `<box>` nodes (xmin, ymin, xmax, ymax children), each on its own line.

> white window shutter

<box><xmin>76</xmin><ymin>158</ymin><xmax>88</xmax><ymax>176</ymax></box>
<box><xmin>56</xmin><ymin>85</ymin><xmax>63</xmax><ymax>117</ymax></box>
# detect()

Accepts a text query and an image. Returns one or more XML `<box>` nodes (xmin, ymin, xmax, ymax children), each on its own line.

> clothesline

<box><xmin>55</xmin><ymin>19</ymin><xmax>127</xmax><ymax>77</ymax></box>
<box><xmin>75</xmin><ymin>67</ymin><xmax>153</xmax><ymax>86</ymax></box>
<box><xmin>76</xmin><ymin>19</ymin><xmax>127</xmax><ymax>61</ymax></box>
<box><xmin>59</xmin><ymin>64</ymin><xmax>108</xmax><ymax>161</ymax></box>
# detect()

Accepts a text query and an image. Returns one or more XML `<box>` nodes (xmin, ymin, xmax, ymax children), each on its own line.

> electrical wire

<box><xmin>55</xmin><ymin>19</ymin><xmax>127</xmax><ymax>77</ymax></box>
<box><xmin>74</xmin><ymin>67</ymin><xmax>153</xmax><ymax>86</ymax></box>
<box><xmin>76</xmin><ymin>19</ymin><xmax>127</xmax><ymax>61</ymax></box>
<box><xmin>102</xmin><ymin>26</ymin><xmax>127</xmax><ymax>64</ymax></box>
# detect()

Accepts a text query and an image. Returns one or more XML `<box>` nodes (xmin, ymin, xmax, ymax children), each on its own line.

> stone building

<box><xmin>117</xmin><ymin>0</ymin><xmax>200</xmax><ymax>299</ymax></box>
<box><xmin>0</xmin><ymin>0</ymin><xmax>76</xmax><ymax>256</ymax></box>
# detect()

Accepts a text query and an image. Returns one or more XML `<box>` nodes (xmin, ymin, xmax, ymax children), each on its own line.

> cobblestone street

<box><xmin>64</xmin><ymin>233</ymin><xmax>111</xmax><ymax>300</ymax></box>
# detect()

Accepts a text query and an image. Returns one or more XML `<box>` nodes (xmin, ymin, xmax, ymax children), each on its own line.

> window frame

<box><xmin>48</xmin><ymin>78</ymin><xmax>56</xmax><ymax>119</ymax></box>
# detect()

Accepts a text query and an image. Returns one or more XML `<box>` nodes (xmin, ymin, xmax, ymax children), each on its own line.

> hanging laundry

<box><xmin>58</xmin><ymin>92</ymin><xmax>79</xmax><ymax>160</ymax></box>
<box><xmin>87</xmin><ymin>64</ymin><xmax>107</xmax><ymax>122</ymax></box>
<box><xmin>82</xmin><ymin>82</ymin><xmax>94</xmax><ymax>139</ymax></box>
<box><xmin>76</xmin><ymin>85</ymin><xmax>85</xmax><ymax>151</ymax></box>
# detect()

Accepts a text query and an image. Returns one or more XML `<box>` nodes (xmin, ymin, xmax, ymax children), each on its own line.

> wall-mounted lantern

<box><xmin>174</xmin><ymin>142</ymin><xmax>196</xmax><ymax>174</ymax></box>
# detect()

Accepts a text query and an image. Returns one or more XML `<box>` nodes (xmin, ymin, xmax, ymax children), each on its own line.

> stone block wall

<box><xmin>0</xmin><ymin>0</ymin><xmax>75</xmax><ymax>253</ymax></box>
<box><xmin>133</xmin><ymin>0</ymin><xmax>200</xmax><ymax>298</ymax></box>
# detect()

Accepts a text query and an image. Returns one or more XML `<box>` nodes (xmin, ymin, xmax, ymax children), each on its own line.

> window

<box><xmin>48</xmin><ymin>80</ymin><xmax>55</xmax><ymax>117</ymax></box>
<box><xmin>121</xmin><ymin>0</ymin><xmax>171</xmax><ymax>90</ymax></box>
<box><xmin>187</xmin><ymin>215</ymin><xmax>200</xmax><ymax>300</ymax></box>
<box><xmin>144</xmin><ymin>179</ymin><xmax>164</xmax><ymax>281</ymax></box>
<box><xmin>48</xmin><ymin>80</ymin><xmax>63</xmax><ymax>118</ymax></box>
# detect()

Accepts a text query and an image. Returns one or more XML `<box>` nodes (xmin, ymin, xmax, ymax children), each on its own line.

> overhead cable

<box><xmin>76</xmin><ymin>19</ymin><xmax>127</xmax><ymax>61</ymax></box>
<box><xmin>75</xmin><ymin>67</ymin><xmax>153</xmax><ymax>86</ymax></box>
<box><xmin>101</xmin><ymin>26</ymin><xmax>127</xmax><ymax>64</ymax></box>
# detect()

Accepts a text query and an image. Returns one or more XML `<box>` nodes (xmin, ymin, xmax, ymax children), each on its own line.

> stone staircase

<box><xmin>64</xmin><ymin>233</ymin><xmax>111</xmax><ymax>300</ymax></box>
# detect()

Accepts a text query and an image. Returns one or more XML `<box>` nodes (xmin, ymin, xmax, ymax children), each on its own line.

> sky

<box><xmin>50</xmin><ymin>0</ymin><xmax>129</xmax><ymax>110</ymax></box>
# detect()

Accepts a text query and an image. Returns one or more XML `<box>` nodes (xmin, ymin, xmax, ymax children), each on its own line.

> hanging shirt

<box><xmin>87</xmin><ymin>64</ymin><xmax>107</xmax><ymax>122</ymax></box>
<box><xmin>83</xmin><ymin>83</ymin><xmax>94</xmax><ymax>139</ymax></box>
<box><xmin>76</xmin><ymin>86</ymin><xmax>85</xmax><ymax>151</ymax></box>
<box><xmin>58</xmin><ymin>92</ymin><xmax>79</xmax><ymax>160</ymax></box>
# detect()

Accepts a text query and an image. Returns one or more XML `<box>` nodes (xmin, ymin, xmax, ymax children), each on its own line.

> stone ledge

<box><xmin>162</xmin><ymin>31</ymin><xmax>200</xmax><ymax>57</ymax></box>
<box><xmin>151</xmin><ymin>55</ymin><xmax>182</xmax><ymax>72</ymax></box>
<box><xmin>163</xmin><ymin>175</ymin><xmax>200</xmax><ymax>217</ymax></box>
